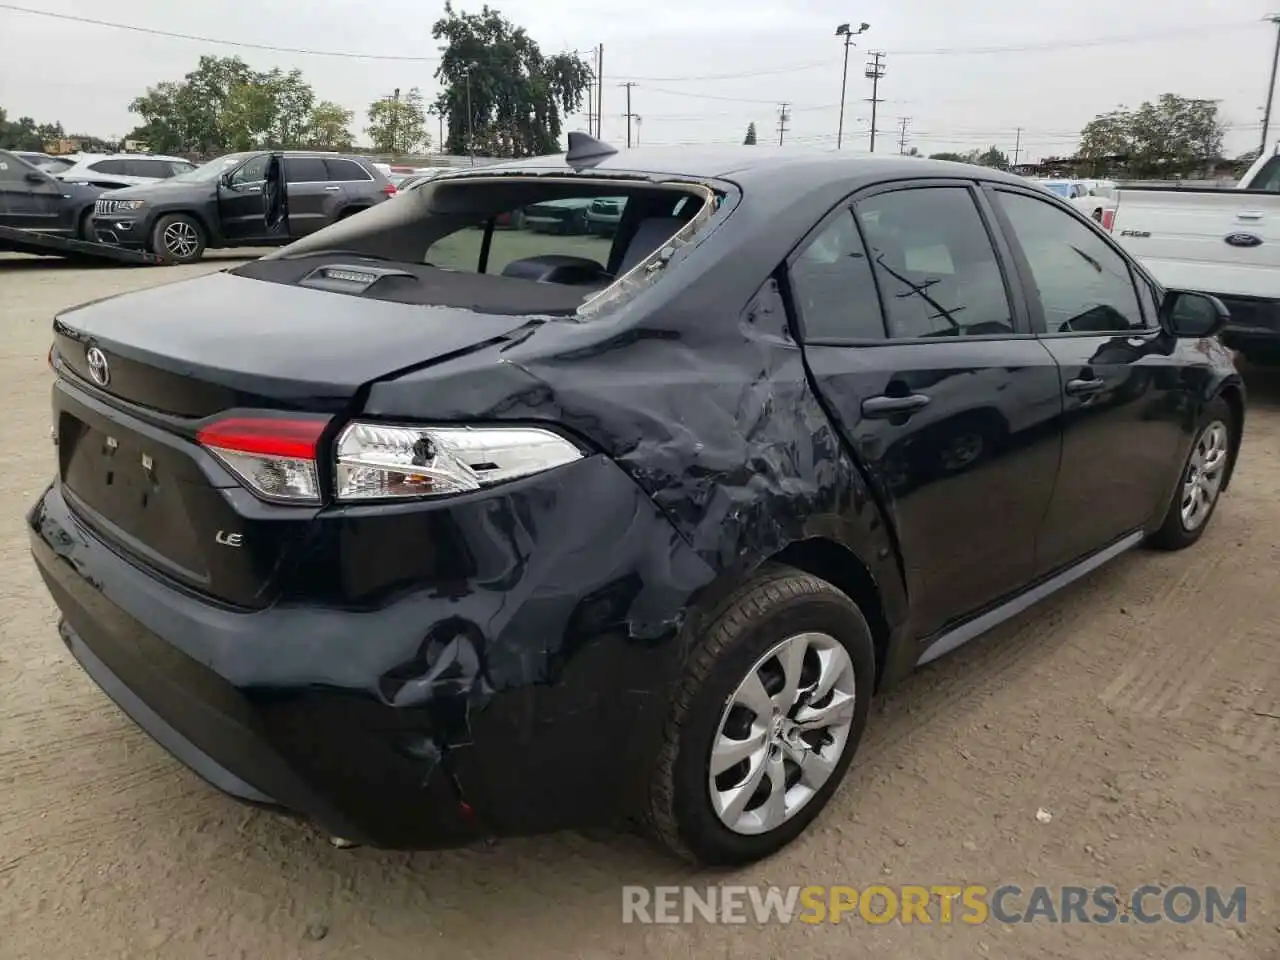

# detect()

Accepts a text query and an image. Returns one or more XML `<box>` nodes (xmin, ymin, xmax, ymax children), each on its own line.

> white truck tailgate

<box><xmin>1110</xmin><ymin>190</ymin><xmax>1280</xmax><ymax>300</ymax></box>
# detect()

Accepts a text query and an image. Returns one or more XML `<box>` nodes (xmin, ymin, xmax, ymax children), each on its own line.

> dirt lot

<box><xmin>1</xmin><ymin>253</ymin><xmax>1277</xmax><ymax>959</ymax></box>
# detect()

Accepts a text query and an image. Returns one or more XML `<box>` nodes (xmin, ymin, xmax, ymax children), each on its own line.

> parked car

<box><xmin>584</xmin><ymin>196</ymin><xmax>627</xmax><ymax>236</ymax></box>
<box><xmin>14</xmin><ymin>151</ymin><xmax>75</xmax><ymax>174</ymax></box>
<box><xmin>91</xmin><ymin>150</ymin><xmax>396</xmax><ymax>263</ymax></box>
<box><xmin>56</xmin><ymin>153</ymin><xmax>196</xmax><ymax>190</ymax></box>
<box><xmin>0</xmin><ymin>149</ymin><xmax>104</xmax><ymax>239</ymax></box>
<box><xmin>1108</xmin><ymin>145</ymin><xmax>1280</xmax><ymax>365</ymax></box>
<box><xmin>521</xmin><ymin>196</ymin><xmax>597</xmax><ymax>233</ymax></box>
<box><xmin>1030</xmin><ymin>177</ymin><xmax>1116</xmax><ymax>223</ymax></box>
<box><xmin>30</xmin><ymin>140</ymin><xmax>1243</xmax><ymax>868</ymax></box>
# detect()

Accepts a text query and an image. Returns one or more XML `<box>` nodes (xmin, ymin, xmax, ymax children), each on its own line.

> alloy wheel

<box><xmin>163</xmin><ymin>221</ymin><xmax>200</xmax><ymax>260</ymax></box>
<box><xmin>1181</xmin><ymin>420</ymin><xmax>1229</xmax><ymax>531</ymax></box>
<box><xmin>708</xmin><ymin>631</ymin><xmax>856</xmax><ymax>835</ymax></box>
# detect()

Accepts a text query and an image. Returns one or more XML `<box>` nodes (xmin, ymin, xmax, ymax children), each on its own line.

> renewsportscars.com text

<box><xmin>621</xmin><ymin>884</ymin><xmax>1247</xmax><ymax>925</ymax></box>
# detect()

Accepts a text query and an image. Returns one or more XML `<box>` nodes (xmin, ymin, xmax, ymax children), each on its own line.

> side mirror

<box><xmin>1160</xmin><ymin>290</ymin><xmax>1229</xmax><ymax>339</ymax></box>
<box><xmin>24</xmin><ymin>171</ymin><xmax>45</xmax><ymax>184</ymax></box>
<box><xmin>219</xmin><ymin>171</ymin><xmax>234</xmax><ymax>189</ymax></box>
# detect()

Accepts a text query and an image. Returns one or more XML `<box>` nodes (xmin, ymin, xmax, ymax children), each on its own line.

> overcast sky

<box><xmin>0</xmin><ymin>0</ymin><xmax>1275</xmax><ymax>161</ymax></box>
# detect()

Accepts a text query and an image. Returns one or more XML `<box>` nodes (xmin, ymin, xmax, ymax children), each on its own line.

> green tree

<box><xmin>306</xmin><ymin>101</ymin><xmax>355</xmax><ymax>150</ymax></box>
<box><xmin>928</xmin><ymin>151</ymin><xmax>967</xmax><ymax>162</ymax></box>
<box><xmin>743</xmin><ymin>122</ymin><xmax>757</xmax><ymax>145</ymax></box>
<box><xmin>1079</xmin><ymin>94</ymin><xmax>1225</xmax><ymax>177</ymax></box>
<box><xmin>129</xmin><ymin>56</ymin><xmax>318</xmax><ymax>154</ymax></box>
<box><xmin>974</xmin><ymin>145</ymin><xmax>1009</xmax><ymax>169</ymax></box>
<box><xmin>367</xmin><ymin>88</ymin><xmax>428</xmax><ymax>154</ymax></box>
<box><xmin>432</xmin><ymin>2</ymin><xmax>594</xmax><ymax>157</ymax></box>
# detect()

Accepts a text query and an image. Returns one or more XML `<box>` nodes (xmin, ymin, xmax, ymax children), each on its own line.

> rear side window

<box><xmin>854</xmin><ymin>186</ymin><xmax>1014</xmax><ymax>338</ymax></box>
<box><xmin>124</xmin><ymin>158</ymin><xmax>175</xmax><ymax>178</ymax></box>
<box><xmin>324</xmin><ymin>158</ymin><xmax>371</xmax><ymax>182</ymax></box>
<box><xmin>89</xmin><ymin>159</ymin><xmax>127</xmax><ymax>174</ymax></box>
<box><xmin>286</xmin><ymin>158</ymin><xmax>329</xmax><ymax>183</ymax></box>
<box><xmin>995</xmin><ymin>189</ymin><xmax>1145</xmax><ymax>333</ymax></box>
<box><xmin>1249</xmin><ymin>156</ymin><xmax>1280</xmax><ymax>192</ymax></box>
<box><xmin>789</xmin><ymin>208</ymin><xmax>884</xmax><ymax>340</ymax></box>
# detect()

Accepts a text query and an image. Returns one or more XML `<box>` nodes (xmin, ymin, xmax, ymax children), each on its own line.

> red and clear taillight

<box><xmin>1101</xmin><ymin>208</ymin><xmax>1116</xmax><ymax>232</ymax></box>
<box><xmin>197</xmin><ymin>416</ymin><xmax>330</xmax><ymax>504</ymax></box>
<box><xmin>195</xmin><ymin>415</ymin><xmax>583</xmax><ymax>505</ymax></box>
<box><xmin>381</xmin><ymin>184</ymin><xmax>397</xmax><ymax>198</ymax></box>
<box><xmin>334</xmin><ymin>423</ymin><xmax>582</xmax><ymax>501</ymax></box>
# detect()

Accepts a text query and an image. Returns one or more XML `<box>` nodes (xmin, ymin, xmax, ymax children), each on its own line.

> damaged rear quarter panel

<box><xmin>358</xmin><ymin>176</ymin><xmax>911</xmax><ymax>828</ymax></box>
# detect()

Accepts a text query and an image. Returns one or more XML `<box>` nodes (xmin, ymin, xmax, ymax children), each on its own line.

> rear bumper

<box><xmin>27</xmin><ymin>455</ymin><xmax>715</xmax><ymax>847</ymax></box>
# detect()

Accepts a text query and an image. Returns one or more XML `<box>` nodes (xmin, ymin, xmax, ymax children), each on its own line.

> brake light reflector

<box><xmin>197</xmin><ymin>416</ymin><xmax>330</xmax><ymax>504</ymax></box>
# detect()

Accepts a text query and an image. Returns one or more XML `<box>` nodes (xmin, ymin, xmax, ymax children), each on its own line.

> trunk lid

<box><xmin>54</xmin><ymin>270</ymin><xmax>531</xmax><ymax>416</ymax></box>
<box><xmin>51</xmin><ymin>269</ymin><xmax>535</xmax><ymax>609</ymax></box>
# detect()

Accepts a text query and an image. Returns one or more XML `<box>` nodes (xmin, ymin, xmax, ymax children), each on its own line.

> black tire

<box><xmin>78</xmin><ymin>208</ymin><xmax>96</xmax><ymax>242</ymax></box>
<box><xmin>1147</xmin><ymin>396</ymin><xmax>1235</xmax><ymax>551</ymax></box>
<box><xmin>646</xmin><ymin>564</ymin><xmax>876</xmax><ymax>866</ymax></box>
<box><xmin>149</xmin><ymin>213</ymin><xmax>206</xmax><ymax>264</ymax></box>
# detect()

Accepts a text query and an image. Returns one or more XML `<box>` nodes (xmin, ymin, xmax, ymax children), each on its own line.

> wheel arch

<box><xmin>1215</xmin><ymin>381</ymin><xmax>1245</xmax><ymax>492</ymax></box>
<box><xmin>770</xmin><ymin>538</ymin><xmax>893</xmax><ymax>688</ymax></box>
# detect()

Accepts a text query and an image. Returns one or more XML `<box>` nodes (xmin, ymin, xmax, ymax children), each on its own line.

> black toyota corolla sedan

<box><xmin>29</xmin><ymin>136</ymin><xmax>1244</xmax><ymax>866</ymax></box>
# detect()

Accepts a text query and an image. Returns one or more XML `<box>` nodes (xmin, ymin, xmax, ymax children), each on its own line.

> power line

<box><xmin>0</xmin><ymin>4</ymin><xmax>1260</xmax><ymax>69</ymax></box>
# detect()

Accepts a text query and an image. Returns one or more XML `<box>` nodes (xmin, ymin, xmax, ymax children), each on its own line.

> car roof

<box><xmin>436</xmin><ymin>145</ymin><xmax>1032</xmax><ymax>194</ymax></box>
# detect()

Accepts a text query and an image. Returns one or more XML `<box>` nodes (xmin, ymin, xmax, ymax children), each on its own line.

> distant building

<box><xmin>44</xmin><ymin>137</ymin><xmax>86</xmax><ymax>155</ymax></box>
<box><xmin>123</xmin><ymin>139</ymin><xmax>149</xmax><ymax>153</ymax></box>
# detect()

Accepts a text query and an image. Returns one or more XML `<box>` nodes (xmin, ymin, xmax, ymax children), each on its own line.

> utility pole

<box><xmin>634</xmin><ymin>115</ymin><xmax>642</xmax><ymax>146</ymax></box>
<box><xmin>896</xmin><ymin>116</ymin><xmax>911</xmax><ymax>155</ymax></box>
<box><xmin>463</xmin><ymin>67</ymin><xmax>476</xmax><ymax>163</ymax></box>
<box><xmin>389</xmin><ymin>87</ymin><xmax>400</xmax><ymax>154</ymax></box>
<box><xmin>597</xmin><ymin>45</ymin><xmax>604</xmax><ymax>139</ymax></box>
<box><xmin>620</xmin><ymin>81</ymin><xmax>638</xmax><ymax>148</ymax></box>
<box><xmin>1012</xmin><ymin>127</ymin><xmax>1023</xmax><ymax>168</ymax></box>
<box><xmin>777</xmin><ymin>102</ymin><xmax>791</xmax><ymax>145</ymax></box>
<box><xmin>864</xmin><ymin>51</ymin><xmax>886</xmax><ymax>152</ymax></box>
<box><xmin>834</xmin><ymin>22</ymin><xmax>871</xmax><ymax>149</ymax></box>
<box><xmin>1262</xmin><ymin>15</ymin><xmax>1280</xmax><ymax>156</ymax></box>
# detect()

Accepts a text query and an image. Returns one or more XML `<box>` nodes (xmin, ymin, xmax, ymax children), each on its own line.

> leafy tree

<box><xmin>974</xmin><ymin>145</ymin><xmax>1009</xmax><ymax>169</ymax></box>
<box><xmin>743</xmin><ymin>122</ymin><xmax>757</xmax><ymax>145</ymax></box>
<box><xmin>432</xmin><ymin>2</ymin><xmax>594</xmax><ymax>157</ymax></box>
<box><xmin>929</xmin><ymin>151</ymin><xmax>967</xmax><ymax>162</ymax></box>
<box><xmin>366</xmin><ymin>88</ymin><xmax>428</xmax><ymax>154</ymax></box>
<box><xmin>0</xmin><ymin>108</ymin><xmax>64</xmax><ymax>150</ymax></box>
<box><xmin>129</xmin><ymin>56</ymin><xmax>319</xmax><ymax>154</ymax></box>
<box><xmin>1079</xmin><ymin>94</ymin><xmax>1225</xmax><ymax>177</ymax></box>
<box><xmin>306</xmin><ymin>101</ymin><xmax>355</xmax><ymax>150</ymax></box>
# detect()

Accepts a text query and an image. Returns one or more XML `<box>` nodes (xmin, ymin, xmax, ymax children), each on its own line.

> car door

<box><xmin>326</xmin><ymin>157</ymin><xmax>378</xmax><ymax>217</ymax></box>
<box><xmin>281</xmin><ymin>157</ymin><xmax>332</xmax><ymax>236</ymax></box>
<box><xmin>985</xmin><ymin>184</ymin><xmax>1189</xmax><ymax>574</ymax></box>
<box><xmin>217</xmin><ymin>153</ymin><xmax>271</xmax><ymax>241</ymax></box>
<box><xmin>0</xmin><ymin>152</ymin><xmax>64</xmax><ymax>231</ymax></box>
<box><xmin>794</xmin><ymin>180</ymin><xmax>1065</xmax><ymax>640</ymax></box>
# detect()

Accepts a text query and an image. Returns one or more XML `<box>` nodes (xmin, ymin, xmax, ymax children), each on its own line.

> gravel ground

<box><xmin>1</xmin><ymin>252</ymin><xmax>1277</xmax><ymax>959</ymax></box>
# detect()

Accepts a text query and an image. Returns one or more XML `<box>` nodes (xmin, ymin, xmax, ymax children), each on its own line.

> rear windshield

<box><xmin>239</xmin><ymin>176</ymin><xmax>721</xmax><ymax>317</ymax></box>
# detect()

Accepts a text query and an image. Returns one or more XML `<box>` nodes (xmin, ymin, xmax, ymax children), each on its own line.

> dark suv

<box><xmin>91</xmin><ymin>151</ymin><xmax>395</xmax><ymax>263</ymax></box>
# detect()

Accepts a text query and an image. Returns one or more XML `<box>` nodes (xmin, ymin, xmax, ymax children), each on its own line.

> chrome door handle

<box><xmin>324</xmin><ymin>185</ymin><xmax>342</xmax><ymax>192</ymax></box>
<box><xmin>1065</xmin><ymin>377</ymin><xmax>1106</xmax><ymax>396</ymax></box>
<box><xmin>862</xmin><ymin>393</ymin><xmax>931</xmax><ymax>418</ymax></box>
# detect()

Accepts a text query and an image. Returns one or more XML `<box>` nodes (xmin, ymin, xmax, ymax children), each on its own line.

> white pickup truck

<box><xmin>1108</xmin><ymin>149</ymin><xmax>1280</xmax><ymax>364</ymax></box>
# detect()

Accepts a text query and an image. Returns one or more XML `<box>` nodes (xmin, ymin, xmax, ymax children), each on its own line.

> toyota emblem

<box><xmin>86</xmin><ymin>346</ymin><xmax>110</xmax><ymax>387</ymax></box>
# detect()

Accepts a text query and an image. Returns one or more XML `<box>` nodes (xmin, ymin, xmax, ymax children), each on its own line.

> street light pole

<box><xmin>835</xmin><ymin>22</ymin><xmax>870</xmax><ymax>150</ymax></box>
<box><xmin>464</xmin><ymin>66</ymin><xmax>476</xmax><ymax>164</ymax></box>
<box><xmin>1262</xmin><ymin>14</ymin><xmax>1280</xmax><ymax>156</ymax></box>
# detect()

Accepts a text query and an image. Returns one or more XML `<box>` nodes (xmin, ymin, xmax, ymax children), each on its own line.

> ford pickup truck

<box><xmin>1108</xmin><ymin>148</ymin><xmax>1280</xmax><ymax>364</ymax></box>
